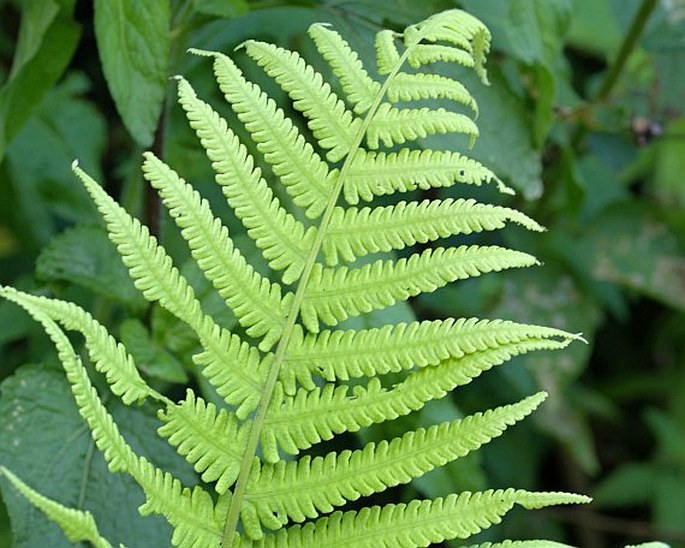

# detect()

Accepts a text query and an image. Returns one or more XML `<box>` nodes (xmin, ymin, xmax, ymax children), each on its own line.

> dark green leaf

<box><xmin>0</xmin><ymin>364</ymin><xmax>196</xmax><ymax>547</ymax></box>
<box><xmin>94</xmin><ymin>0</ymin><xmax>170</xmax><ymax>145</ymax></box>
<box><xmin>120</xmin><ymin>318</ymin><xmax>188</xmax><ymax>383</ymax></box>
<box><xmin>0</xmin><ymin>0</ymin><xmax>80</xmax><ymax>160</ymax></box>
<box><xmin>4</xmin><ymin>74</ymin><xmax>106</xmax><ymax>248</ymax></box>
<box><xmin>194</xmin><ymin>0</ymin><xmax>249</xmax><ymax>18</ymax></box>
<box><xmin>579</xmin><ymin>203</ymin><xmax>685</xmax><ymax>311</ymax></box>
<box><xmin>490</xmin><ymin>266</ymin><xmax>602</xmax><ymax>473</ymax></box>
<box><xmin>428</xmin><ymin>66</ymin><xmax>544</xmax><ymax>199</ymax></box>
<box><xmin>36</xmin><ymin>225</ymin><xmax>146</xmax><ymax>310</ymax></box>
<box><xmin>593</xmin><ymin>463</ymin><xmax>657</xmax><ymax>507</ymax></box>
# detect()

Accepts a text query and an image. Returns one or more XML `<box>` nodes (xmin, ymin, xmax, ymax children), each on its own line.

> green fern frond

<box><xmin>284</xmin><ymin>318</ymin><xmax>576</xmax><ymax>387</ymax></box>
<box><xmin>1</xmin><ymin>9</ymin><xmax>592</xmax><ymax>547</ymax></box>
<box><xmin>265</xmin><ymin>339</ymin><xmax>572</xmax><ymax>460</ymax></box>
<box><xmin>176</xmin><ymin>74</ymin><xmax>314</xmax><ymax>282</ymax></box>
<box><xmin>245</xmin><ymin>393</ymin><xmax>547</xmax><ymax>529</ymax></box>
<box><xmin>186</xmin><ymin>53</ymin><xmax>335</xmax><ymax>221</ymax></box>
<box><xmin>404</xmin><ymin>9</ymin><xmax>491</xmax><ymax>82</ymax></box>
<box><xmin>367</xmin><ymin>103</ymin><xmax>479</xmax><ymax>149</ymax></box>
<box><xmin>141</xmin><ymin>152</ymin><xmax>289</xmax><ymax>351</ymax></box>
<box><xmin>242</xmin><ymin>40</ymin><xmax>363</xmax><ymax>162</ymax></box>
<box><xmin>134</xmin><ymin>458</ymin><xmax>222</xmax><ymax>548</ymax></box>
<box><xmin>387</xmin><ymin>72</ymin><xmax>478</xmax><ymax>113</ymax></box>
<box><xmin>73</xmin><ymin>163</ymin><xmax>267</xmax><ymax>418</ymax></box>
<box><xmin>374</xmin><ymin>29</ymin><xmax>401</xmax><ymax>75</ymax></box>
<box><xmin>323</xmin><ymin>199</ymin><xmax>544</xmax><ymax>265</ymax></box>
<box><xmin>0</xmin><ymin>467</ymin><xmax>113</xmax><ymax>548</ymax></box>
<box><xmin>252</xmin><ymin>489</ymin><xmax>589</xmax><ymax>547</ymax></box>
<box><xmin>300</xmin><ymin>247</ymin><xmax>539</xmax><ymax>332</ymax></box>
<box><xmin>343</xmin><ymin>149</ymin><xmax>511</xmax><ymax>205</ymax></box>
<box><xmin>157</xmin><ymin>390</ymin><xmax>249</xmax><ymax>495</ymax></box>
<box><xmin>0</xmin><ymin>286</ymin><xmax>156</xmax><ymax>405</ymax></box>
<box><xmin>407</xmin><ymin>43</ymin><xmax>474</xmax><ymax>70</ymax></box>
<box><xmin>308</xmin><ymin>24</ymin><xmax>381</xmax><ymax>115</ymax></box>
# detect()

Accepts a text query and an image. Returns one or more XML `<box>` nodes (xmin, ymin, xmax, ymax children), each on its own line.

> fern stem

<box><xmin>220</xmin><ymin>39</ymin><xmax>415</xmax><ymax>547</ymax></box>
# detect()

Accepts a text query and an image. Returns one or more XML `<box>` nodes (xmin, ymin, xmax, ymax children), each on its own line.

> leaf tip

<box><xmin>187</xmin><ymin>47</ymin><xmax>216</xmax><ymax>58</ymax></box>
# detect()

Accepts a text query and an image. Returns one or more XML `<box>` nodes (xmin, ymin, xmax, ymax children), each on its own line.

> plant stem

<box><xmin>220</xmin><ymin>42</ymin><xmax>415</xmax><ymax>548</ymax></box>
<box><xmin>594</xmin><ymin>0</ymin><xmax>658</xmax><ymax>102</ymax></box>
<box><xmin>571</xmin><ymin>0</ymin><xmax>658</xmax><ymax>150</ymax></box>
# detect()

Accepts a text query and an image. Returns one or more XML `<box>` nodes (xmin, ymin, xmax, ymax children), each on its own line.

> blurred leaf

<box><xmin>580</xmin><ymin>203</ymin><xmax>685</xmax><ymax>312</ymax></box>
<box><xmin>643</xmin><ymin>15</ymin><xmax>685</xmax><ymax>114</ymax></box>
<box><xmin>652</xmin><ymin>118</ymin><xmax>685</xmax><ymax>208</ymax></box>
<box><xmin>0</xmin><ymin>0</ymin><xmax>80</xmax><ymax>159</ymax></box>
<box><xmin>489</xmin><ymin>266</ymin><xmax>602</xmax><ymax>472</ymax></box>
<box><xmin>645</xmin><ymin>409</ymin><xmax>685</xmax><ymax>465</ymax></box>
<box><xmin>35</xmin><ymin>225</ymin><xmax>146</xmax><ymax>311</ymax></box>
<box><xmin>566</xmin><ymin>0</ymin><xmax>624</xmax><ymax>56</ymax></box>
<box><xmin>94</xmin><ymin>0</ymin><xmax>170</xmax><ymax>146</ymax></box>
<box><xmin>3</xmin><ymin>73</ymin><xmax>106</xmax><ymax>249</ymax></box>
<box><xmin>654</xmin><ymin>470</ymin><xmax>685</xmax><ymax>533</ymax></box>
<box><xmin>427</xmin><ymin>66</ymin><xmax>544</xmax><ymax>199</ymax></box>
<box><xmin>459</xmin><ymin>0</ymin><xmax>571</xmax><ymax>65</ymax></box>
<box><xmin>593</xmin><ymin>462</ymin><xmax>657</xmax><ymax>507</ymax></box>
<box><xmin>194</xmin><ymin>0</ymin><xmax>249</xmax><ymax>18</ymax></box>
<box><xmin>320</xmin><ymin>0</ymin><xmax>450</xmax><ymax>27</ymax></box>
<box><xmin>119</xmin><ymin>318</ymin><xmax>188</xmax><ymax>383</ymax></box>
<box><xmin>0</xmin><ymin>364</ymin><xmax>196</xmax><ymax>547</ymax></box>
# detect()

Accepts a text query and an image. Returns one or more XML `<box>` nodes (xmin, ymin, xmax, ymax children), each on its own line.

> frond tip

<box><xmin>255</xmin><ymin>489</ymin><xmax>590</xmax><ymax>547</ymax></box>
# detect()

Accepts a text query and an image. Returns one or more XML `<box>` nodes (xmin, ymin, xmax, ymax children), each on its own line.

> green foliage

<box><xmin>1</xmin><ymin>1</ymin><xmax>684</xmax><ymax>547</ymax></box>
<box><xmin>0</xmin><ymin>8</ymin><xmax>593</xmax><ymax>547</ymax></box>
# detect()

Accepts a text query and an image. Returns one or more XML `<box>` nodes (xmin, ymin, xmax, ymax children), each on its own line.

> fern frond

<box><xmin>0</xmin><ymin>286</ymin><xmax>155</xmax><ymax>405</ymax></box>
<box><xmin>265</xmin><ymin>338</ymin><xmax>571</xmax><ymax>460</ymax></box>
<box><xmin>134</xmin><ymin>458</ymin><xmax>222</xmax><ymax>548</ymax></box>
<box><xmin>343</xmin><ymin>149</ymin><xmax>511</xmax><ymax>205</ymax></box>
<box><xmin>323</xmin><ymin>199</ymin><xmax>544</xmax><ymax>265</ymax></box>
<box><xmin>242</xmin><ymin>40</ymin><xmax>363</xmax><ymax>162</ymax></box>
<box><xmin>157</xmin><ymin>390</ymin><xmax>249</xmax><ymax>495</ymax></box>
<box><xmin>72</xmin><ymin>163</ymin><xmax>266</xmax><ymax>418</ymax></box>
<box><xmin>407</xmin><ymin>44</ymin><xmax>475</xmax><ymax>70</ymax></box>
<box><xmin>367</xmin><ymin>103</ymin><xmax>479</xmax><ymax>149</ymax></box>
<box><xmin>142</xmin><ymin>152</ymin><xmax>289</xmax><ymax>351</ymax></box>
<box><xmin>176</xmin><ymin>74</ymin><xmax>314</xmax><ymax>283</ymax></box>
<box><xmin>245</xmin><ymin>393</ymin><xmax>547</xmax><ymax>528</ymax></box>
<box><xmin>404</xmin><ymin>9</ymin><xmax>491</xmax><ymax>82</ymax></box>
<box><xmin>252</xmin><ymin>489</ymin><xmax>589</xmax><ymax>547</ymax></box>
<box><xmin>0</xmin><ymin>467</ymin><xmax>113</xmax><ymax>548</ymax></box>
<box><xmin>387</xmin><ymin>73</ymin><xmax>478</xmax><ymax>114</ymax></box>
<box><xmin>374</xmin><ymin>30</ymin><xmax>401</xmax><ymax>75</ymax></box>
<box><xmin>284</xmin><ymin>318</ymin><xmax>576</xmax><ymax>387</ymax></box>
<box><xmin>300</xmin><ymin>247</ymin><xmax>539</xmax><ymax>332</ymax></box>
<box><xmin>72</xmin><ymin>163</ymin><xmax>209</xmax><ymax>331</ymax></box>
<box><xmin>185</xmin><ymin>56</ymin><xmax>335</xmax><ymax>221</ymax></box>
<box><xmin>193</xmin><ymin>330</ymin><xmax>270</xmax><ymax>420</ymax></box>
<box><xmin>308</xmin><ymin>24</ymin><xmax>381</xmax><ymax>115</ymax></box>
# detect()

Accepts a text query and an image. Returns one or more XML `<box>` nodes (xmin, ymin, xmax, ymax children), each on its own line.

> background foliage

<box><xmin>0</xmin><ymin>0</ymin><xmax>683</xmax><ymax>546</ymax></box>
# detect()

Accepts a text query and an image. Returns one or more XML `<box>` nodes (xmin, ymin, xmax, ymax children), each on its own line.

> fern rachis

<box><xmin>0</xmin><ymin>9</ymin><xmax>591</xmax><ymax>547</ymax></box>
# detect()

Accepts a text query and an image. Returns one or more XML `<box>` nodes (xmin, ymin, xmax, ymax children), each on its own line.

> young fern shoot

<box><xmin>0</xmin><ymin>9</ymin><xmax>590</xmax><ymax>548</ymax></box>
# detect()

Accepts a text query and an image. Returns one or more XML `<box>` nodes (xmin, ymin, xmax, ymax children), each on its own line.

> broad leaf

<box><xmin>93</xmin><ymin>0</ymin><xmax>170</xmax><ymax>145</ymax></box>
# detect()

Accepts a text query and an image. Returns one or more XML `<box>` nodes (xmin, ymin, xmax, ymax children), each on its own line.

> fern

<box><xmin>0</xmin><ymin>9</ymin><xmax>592</xmax><ymax>547</ymax></box>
